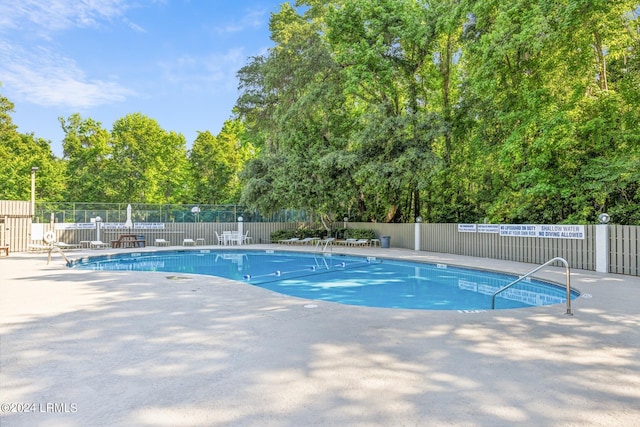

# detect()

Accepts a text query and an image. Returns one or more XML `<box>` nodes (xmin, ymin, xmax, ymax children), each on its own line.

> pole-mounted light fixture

<box><xmin>30</xmin><ymin>167</ymin><xmax>39</xmax><ymax>219</ymax></box>
<box><xmin>598</xmin><ymin>213</ymin><xmax>610</xmax><ymax>224</ymax></box>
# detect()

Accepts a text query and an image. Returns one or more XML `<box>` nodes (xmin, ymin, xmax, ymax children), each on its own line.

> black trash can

<box><xmin>380</xmin><ymin>235</ymin><xmax>391</xmax><ymax>248</ymax></box>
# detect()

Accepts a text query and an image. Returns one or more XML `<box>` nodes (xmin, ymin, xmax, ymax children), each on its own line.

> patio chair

<box><xmin>222</xmin><ymin>231</ymin><xmax>237</xmax><ymax>245</ymax></box>
<box><xmin>215</xmin><ymin>232</ymin><xmax>224</xmax><ymax>245</ymax></box>
<box><xmin>155</xmin><ymin>238</ymin><xmax>170</xmax><ymax>247</ymax></box>
<box><xmin>90</xmin><ymin>241</ymin><xmax>110</xmax><ymax>249</ymax></box>
<box><xmin>230</xmin><ymin>232</ymin><xmax>242</xmax><ymax>245</ymax></box>
<box><xmin>241</xmin><ymin>231</ymin><xmax>253</xmax><ymax>245</ymax></box>
<box><xmin>183</xmin><ymin>238</ymin><xmax>196</xmax><ymax>246</ymax></box>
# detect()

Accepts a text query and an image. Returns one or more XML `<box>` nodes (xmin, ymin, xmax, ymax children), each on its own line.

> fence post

<box><xmin>414</xmin><ymin>218</ymin><xmax>422</xmax><ymax>251</ymax></box>
<box><xmin>595</xmin><ymin>224</ymin><xmax>609</xmax><ymax>273</ymax></box>
<box><xmin>237</xmin><ymin>216</ymin><xmax>244</xmax><ymax>245</ymax></box>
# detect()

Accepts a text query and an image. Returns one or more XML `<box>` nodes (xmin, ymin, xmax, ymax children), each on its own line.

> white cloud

<box><xmin>123</xmin><ymin>17</ymin><xmax>146</xmax><ymax>33</ymax></box>
<box><xmin>158</xmin><ymin>48</ymin><xmax>247</xmax><ymax>94</ymax></box>
<box><xmin>0</xmin><ymin>42</ymin><xmax>134</xmax><ymax>108</ymax></box>
<box><xmin>0</xmin><ymin>0</ymin><xmax>138</xmax><ymax>107</ymax></box>
<box><xmin>214</xmin><ymin>7</ymin><xmax>267</xmax><ymax>34</ymax></box>
<box><xmin>0</xmin><ymin>0</ymin><xmax>131</xmax><ymax>33</ymax></box>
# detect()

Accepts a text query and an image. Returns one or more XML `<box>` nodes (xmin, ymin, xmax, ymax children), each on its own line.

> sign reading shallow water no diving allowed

<box><xmin>499</xmin><ymin>224</ymin><xmax>585</xmax><ymax>239</ymax></box>
<box><xmin>456</xmin><ymin>224</ymin><xmax>585</xmax><ymax>239</ymax></box>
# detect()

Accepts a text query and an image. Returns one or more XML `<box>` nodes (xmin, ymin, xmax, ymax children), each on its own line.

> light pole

<box><xmin>30</xmin><ymin>166</ymin><xmax>39</xmax><ymax>220</ymax></box>
<box><xmin>191</xmin><ymin>206</ymin><xmax>200</xmax><ymax>222</ymax></box>
<box><xmin>95</xmin><ymin>216</ymin><xmax>102</xmax><ymax>242</ymax></box>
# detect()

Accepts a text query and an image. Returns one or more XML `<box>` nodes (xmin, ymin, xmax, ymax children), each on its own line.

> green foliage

<box><xmin>59</xmin><ymin>114</ymin><xmax>112</xmax><ymax>202</ymax></box>
<box><xmin>190</xmin><ymin>120</ymin><xmax>251</xmax><ymax>204</ymax></box>
<box><xmin>0</xmin><ymin>91</ymin><xmax>65</xmax><ymax>201</ymax></box>
<box><xmin>3</xmin><ymin>0</ymin><xmax>640</xmax><ymax>224</ymax></box>
<box><xmin>107</xmin><ymin>113</ymin><xmax>190</xmax><ymax>203</ymax></box>
<box><xmin>270</xmin><ymin>229</ymin><xmax>295</xmax><ymax>242</ymax></box>
<box><xmin>343</xmin><ymin>228</ymin><xmax>376</xmax><ymax>240</ymax></box>
<box><xmin>270</xmin><ymin>227</ymin><xmax>326</xmax><ymax>242</ymax></box>
<box><xmin>233</xmin><ymin>0</ymin><xmax>640</xmax><ymax>224</ymax></box>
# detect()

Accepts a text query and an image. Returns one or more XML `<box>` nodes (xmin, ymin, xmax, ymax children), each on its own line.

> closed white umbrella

<box><xmin>124</xmin><ymin>204</ymin><xmax>133</xmax><ymax>228</ymax></box>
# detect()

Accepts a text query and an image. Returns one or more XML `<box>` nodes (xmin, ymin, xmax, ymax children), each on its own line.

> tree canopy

<box><xmin>235</xmin><ymin>0</ymin><xmax>640</xmax><ymax>224</ymax></box>
<box><xmin>1</xmin><ymin>96</ymin><xmax>251</xmax><ymax>206</ymax></box>
<box><xmin>2</xmin><ymin>0</ymin><xmax>639</xmax><ymax>225</ymax></box>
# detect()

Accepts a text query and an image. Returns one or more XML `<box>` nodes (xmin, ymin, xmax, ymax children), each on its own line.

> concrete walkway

<box><xmin>1</xmin><ymin>245</ymin><xmax>639</xmax><ymax>426</ymax></box>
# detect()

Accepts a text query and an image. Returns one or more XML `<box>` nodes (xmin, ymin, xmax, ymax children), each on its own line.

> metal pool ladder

<box><xmin>491</xmin><ymin>257</ymin><xmax>573</xmax><ymax>315</ymax></box>
<box><xmin>314</xmin><ymin>237</ymin><xmax>334</xmax><ymax>254</ymax></box>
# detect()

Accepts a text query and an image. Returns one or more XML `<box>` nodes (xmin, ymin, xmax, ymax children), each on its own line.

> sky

<box><xmin>0</xmin><ymin>0</ymin><xmax>286</xmax><ymax>157</ymax></box>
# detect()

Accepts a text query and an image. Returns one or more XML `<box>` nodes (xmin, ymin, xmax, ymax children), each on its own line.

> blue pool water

<box><xmin>70</xmin><ymin>250</ymin><xmax>579</xmax><ymax>311</ymax></box>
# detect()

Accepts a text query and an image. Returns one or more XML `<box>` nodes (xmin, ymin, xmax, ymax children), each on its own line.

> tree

<box><xmin>190</xmin><ymin>120</ymin><xmax>252</xmax><ymax>204</ymax></box>
<box><xmin>0</xmin><ymin>89</ymin><xmax>65</xmax><ymax>201</ymax></box>
<box><xmin>59</xmin><ymin>114</ymin><xmax>111</xmax><ymax>202</ymax></box>
<box><xmin>107</xmin><ymin>113</ymin><xmax>190</xmax><ymax>203</ymax></box>
<box><xmin>237</xmin><ymin>2</ymin><xmax>358</xmax><ymax>229</ymax></box>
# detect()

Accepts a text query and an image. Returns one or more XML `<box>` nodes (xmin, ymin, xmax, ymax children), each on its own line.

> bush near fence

<box><xmin>271</xmin><ymin>228</ymin><xmax>327</xmax><ymax>242</ymax></box>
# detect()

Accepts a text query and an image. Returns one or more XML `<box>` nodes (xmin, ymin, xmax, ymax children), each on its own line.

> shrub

<box><xmin>270</xmin><ymin>229</ymin><xmax>296</xmax><ymax>242</ymax></box>
<box><xmin>344</xmin><ymin>228</ymin><xmax>376</xmax><ymax>240</ymax></box>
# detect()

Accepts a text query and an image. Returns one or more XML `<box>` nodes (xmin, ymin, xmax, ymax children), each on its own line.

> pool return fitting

<box><xmin>491</xmin><ymin>257</ymin><xmax>573</xmax><ymax>315</ymax></box>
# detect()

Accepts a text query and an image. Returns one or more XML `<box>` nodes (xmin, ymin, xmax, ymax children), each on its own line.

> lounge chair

<box><xmin>183</xmin><ymin>238</ymin><xmax>196</xmax><ymax>246</ymax></box>
<box><xmin>155</xmin><ymin>238</ymin><xmax>170</xmax><ymax>247</ymax></box>
<box><xmin>28</xmin><ymin>243</ymin><xmax>52</xmax><ymax>252</ymax></box>
<box><xmin>279</xmin><ymin>237</ymin><xmax>300</xmax><ymax>245</ymax></box>
<box><xmin>296</xmin><ymin>237</ymin><xmax>319</xmax><ymax>245</ymax></box>
<box><xmin>339</xmin><ymin>238</ymin><xmax>357</xmax><ymax>246</ymax></box>
<box><xmin>55</xmin><ymin>242</ymin><xmax>81</xmax><ymax>250</ymax></box>
<box><xmin>353</xmin><ymin>239</ymin><xmax>370</xmax><ymax>246</ymax></box>
<box><xmin>90</xmin><ymin>241</ymin><xmax>110</xmax><ymax>249</ymax></box>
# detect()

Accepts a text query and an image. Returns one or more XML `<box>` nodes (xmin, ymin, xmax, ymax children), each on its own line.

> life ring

<box><xmin>43</xmin><ymin>231</ymin><xmax>56</xmax><ymax>243</ymax></box>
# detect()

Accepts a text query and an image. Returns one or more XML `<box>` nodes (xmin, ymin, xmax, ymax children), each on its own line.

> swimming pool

<box><xmin>70</xmin><ymin>250</ymin><xmax>579</xmax><ymax>311</ymax></box>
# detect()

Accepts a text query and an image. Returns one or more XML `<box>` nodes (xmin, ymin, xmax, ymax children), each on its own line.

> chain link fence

<box><xmin>34</xmin><ymin>202</ymin><xmax>309</xmax><ymax>224</ymax></box>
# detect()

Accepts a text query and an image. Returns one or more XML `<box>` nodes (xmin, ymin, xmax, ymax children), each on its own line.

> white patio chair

<box><xmin>90</xmin><ymin>240</ymin><xmax>110</xmax><ymax>249</ymax></box>
<box><xmin>215</xmin><ymin>232</ymin><xmax>224</xmax><ymax>245</ymax></box>
<box><xmin>155</xmin><ymin>238</ymin><xmax>170</xmax><ymax>247</ymax></box>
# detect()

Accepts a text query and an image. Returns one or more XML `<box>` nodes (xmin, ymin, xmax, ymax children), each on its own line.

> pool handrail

<box><xmin>315</xmin><ymin>237</ymin><xmax>334</xmax><ymax>254</ymax></box>
<box><xmin>491</xmin><ymin>257</ymin><xmax>573</xmax><ymax>315</ymax></box>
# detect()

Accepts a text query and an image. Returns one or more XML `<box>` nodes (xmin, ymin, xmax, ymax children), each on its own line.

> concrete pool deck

<box><xmin>1</xmin><ymin>245</ymin><xmax>639</xmax><ymax>426</ymax></box>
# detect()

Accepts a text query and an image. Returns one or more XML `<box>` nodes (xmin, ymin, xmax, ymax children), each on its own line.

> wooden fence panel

<box><xmin>0</xmin><ymin>201</ymin><xmax>32</xmax><ymax>253</ymax></box>
<box><xmin>609</xmin><ymin>225</ymin><xmax>640</xmax><ymax>276</ymax></box>
<box><xmin>414</xmin><ymin>224</ymin><xmax>596</xmax><ymax>271</ymax></box>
